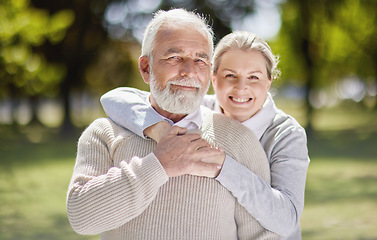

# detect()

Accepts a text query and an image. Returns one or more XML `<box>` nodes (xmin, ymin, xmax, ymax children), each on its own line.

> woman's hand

<box><xmin>143</xmin><ymin>121</ymin><xmax>172</xmax><ymax>142</ymax></box>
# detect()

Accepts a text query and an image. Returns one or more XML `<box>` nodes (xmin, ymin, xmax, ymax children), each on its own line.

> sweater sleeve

<box><xmin>66</xmin><ymin>118</ymin><xmax>169</xmax><ymax>235</ymax></box>
<box><xmin>259</xmin><ymin>123</ymin><xmax>309</xmax><ymax>237</ymax></box>
<box><xmin>100</xmin><ymin>87</ymin><xmax>167</xmax><ymax>138</ymax></box>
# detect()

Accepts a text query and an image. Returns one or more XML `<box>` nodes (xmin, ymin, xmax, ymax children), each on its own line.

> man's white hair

<box><xmin>141</xmin><ymin>9</ymin><xmax>214</xmax><ymax>59</ymax></box>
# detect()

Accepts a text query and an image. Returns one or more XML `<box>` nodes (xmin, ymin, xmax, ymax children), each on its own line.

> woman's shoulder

<box><xmin>267</xmin><ymin>108</ymin><xmax>307</xmax><ymax>140</ymax></box>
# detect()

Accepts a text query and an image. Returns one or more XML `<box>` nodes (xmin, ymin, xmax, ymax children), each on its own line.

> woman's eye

<box><xmin>225</xmin><ymin>74</ymin><xmax>235</xmax><ymax>78</ymax></box>
<box><xmin>249</xmin><ymin>76</ymin><xmax>259</xmax><ymax>80</ymax></box>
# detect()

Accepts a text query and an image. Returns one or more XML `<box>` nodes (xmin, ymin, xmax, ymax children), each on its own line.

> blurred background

<box><xmin>0</xmin><ymin>0</ymin><xmax>376</xmax><ymax>239</ymax></box>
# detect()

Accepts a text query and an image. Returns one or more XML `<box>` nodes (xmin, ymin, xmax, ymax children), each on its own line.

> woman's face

<box><xmin>212</xmin><ymin>49</ymin><xmax>272</xmax><ymax>122</ymax></box>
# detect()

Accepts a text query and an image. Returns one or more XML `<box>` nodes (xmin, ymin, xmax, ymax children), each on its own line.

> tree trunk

<box><xmin>298</xmin><ymin>0</ymin><xmax>315</xmax><ymax>138</ymax></box>
<box><xmin>59</xmin><ymin>76</ymin><xmax>76</xmax><ymax>135</ymax></box>
<box><xmin>28</xmin><ymin>95</ymin><xmax>43</xmax><ymax>126</ymax></box>
<box><xmin>9</xmin><ymin>84</ymin><xmax>20</xmax><ymax>131</ymax></box>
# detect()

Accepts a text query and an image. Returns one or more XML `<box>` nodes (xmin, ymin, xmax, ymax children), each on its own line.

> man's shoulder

<box><xmin>201</xmin><ymin>109</ymin><xmax>256</xmax><ymax>142</ymax></box>
<box><xmin>82</xmin><ymin>117</ymin><xmax>135</xmax><ymax>141</ymax></box>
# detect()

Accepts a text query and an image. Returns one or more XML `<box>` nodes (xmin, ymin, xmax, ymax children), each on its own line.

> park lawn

<box><xmin>0</xmin><ymin>127</ymin><xmax>98</xmax><ymax>240</ymax></box>
<box><xmin>301</xmin><ymin>157</ymin><xmax>377</xmax><ymax>239</ymax></box>
<box><xmin>0</xmin><ymin>102</ymin><xmax>376</xmax><ymax>239</ymax></box>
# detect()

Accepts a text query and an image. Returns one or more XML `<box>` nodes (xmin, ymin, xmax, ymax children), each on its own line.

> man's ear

<box><xmin>139</xmin><ymin>56</ymin><xmax>151</xmax><ymax>84</ymax></box>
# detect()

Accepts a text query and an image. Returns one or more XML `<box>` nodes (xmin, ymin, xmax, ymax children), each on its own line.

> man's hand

<box><xmin>153</xmin><ymin>126</ymin><xmax>225</xmax><ymax>178</ymax></box>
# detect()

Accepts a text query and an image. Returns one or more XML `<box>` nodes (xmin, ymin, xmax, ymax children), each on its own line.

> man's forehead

<box><xmin>156</xmin><ymin>26</ymin><xmax>210</xmax><ymax>46</ymax></box>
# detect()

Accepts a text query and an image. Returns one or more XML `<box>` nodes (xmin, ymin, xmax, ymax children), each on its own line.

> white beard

<box><xmin>149</xmin><ymin>70</ymin><xmax>209</xmax><ymax>114</ymax></box>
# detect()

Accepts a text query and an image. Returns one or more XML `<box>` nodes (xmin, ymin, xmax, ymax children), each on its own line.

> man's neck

<box><xmin>149</xmin><ymin>95</ymin><xmax>187</xmax><ymax>123</ymax></box>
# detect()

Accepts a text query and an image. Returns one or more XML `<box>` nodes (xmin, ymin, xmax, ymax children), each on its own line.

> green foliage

<box><xmin>272</xmin><ymin>0</ymin><xmax>377</xmax><ymax>88</ymax></box>
<box><xmin>0</xmin><ymin>0</ymin><xmax>74</xmax><ymax>98</ymax></box>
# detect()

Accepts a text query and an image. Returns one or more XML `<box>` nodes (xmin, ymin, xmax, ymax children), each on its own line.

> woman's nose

<box><xmin>234</xmin><ymin>78</ymin><xmax>247</xmax><ymax>91</ymax></box>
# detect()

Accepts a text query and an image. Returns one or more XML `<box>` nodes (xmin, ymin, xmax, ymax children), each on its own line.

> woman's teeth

<box><xmin>230</xmin><ymin>97</ymin><xmax>251</xmax><ymax>103</ymax></box>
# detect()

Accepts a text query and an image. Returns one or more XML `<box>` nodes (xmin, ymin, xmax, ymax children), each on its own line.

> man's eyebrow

<box><xmin>196</xmin><ymin>52</ymin><xmax>209</xmax><ymax>59</ymax></box>
<box><xmin>166</xmin><ymin>48</ymin><xmax>183</xmax><ymax>54</ymax></box>
<box><xmin>165</xmin><ymin>48</ymin><xmax>209</xmax><ymax>60</ymax></box>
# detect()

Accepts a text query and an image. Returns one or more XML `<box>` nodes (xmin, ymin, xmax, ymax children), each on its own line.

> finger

<box><xmin>197</xmin><ymin>146</ymin><xmax>222</xmax><ymax>154</ymax></box>
<box><xmin>190</xmin><ymin>161</ymin><xmax>222</xmax><ymax>177</ymax></box>
<box><xmin>166</xmin><ymin>126</ymin><xmax>188</xmax><ymax>136</ymax></box>
<box><xmin>200</xmin><ymin>154</ymin><xmax>225</xmax><ymax>165</ymax></box>
<box><xmin>173</xmin><ymin>133</ymin><xmax>203</xmax><ymax>145</ymax></box>
<box><xmin>190</xmin><ymin>170</ymin><xmax>218</xmax><ymax>178</ymax></box>
<box><xmin>189</xmin><ymin>138</ymin><xmax>213</xmax><ymax>150</ymax></box>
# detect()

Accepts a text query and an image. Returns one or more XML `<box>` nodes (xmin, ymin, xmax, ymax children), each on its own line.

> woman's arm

<box><xmin>216</xmin><ymin>120</ymin><xmax>309</xmax><ymax>237</ymax></box>
<box><xmin>100</xmin><ymin>87</ymin><xmax>217</xmax><ymax>139</ymax></box>
<box><xmin>100</xmin><ymin>87</ymin><xmax>167</xmax><ymax>138</ymax></box>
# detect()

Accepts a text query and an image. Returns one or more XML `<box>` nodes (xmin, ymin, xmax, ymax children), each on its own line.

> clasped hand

<box><xmin>149</xmin><ymin>123</ymin><xmax>225</xmax><ymax>178</ymax></box>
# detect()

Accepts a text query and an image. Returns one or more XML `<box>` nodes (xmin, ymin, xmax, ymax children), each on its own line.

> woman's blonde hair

<box><xmin>212</xmin><ymin>31</ymin><xmax>280</xmax><ymax>80</ymax></box>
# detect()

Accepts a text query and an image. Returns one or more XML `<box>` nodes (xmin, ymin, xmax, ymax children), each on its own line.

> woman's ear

<box><xmin>266</xmin><ymin>77</ymin><xmax>272</xmax><ymax>91</ymax></box>
<box><xmin>139</xmin><ymin>56</ymin><xmax>151</xmax><ymax>84</ymax></box>
<box><xmin>211</xmin><ymin>73</ymin><xmax>216</xmax><ymax>88</ymax></box>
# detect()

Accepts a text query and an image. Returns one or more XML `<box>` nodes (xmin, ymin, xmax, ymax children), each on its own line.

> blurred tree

<box><xmin>0</xmin><ymin>0</ymin><xmax>254</xmax><ymax>131</ymax></box>
<box><xmin>30</xmin><ymin>0</ymin><xmax>109</xmax><ymax>133</ymax></box>
<box><xmin>274</xmin><ymin>0</ymin><xmax>377</xmax><ymax>134</ymax></box>
<box><xmin>102</xmin><ymin>0</ymin><xmax>256</xmax><ymax>44</ymax></box>
<box><xmin>0</xmin><ymin>0</ymin><xmax>74</xmax><ymax>126</ymax></box>
<box><xmin>28</xmin><ymin>0</ymin><xmax>256</xmax><ymax>131</ymax></box>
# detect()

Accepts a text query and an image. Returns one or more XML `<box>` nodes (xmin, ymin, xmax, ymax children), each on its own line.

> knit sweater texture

<box><xmin>67</xmin><ymin>108</ymin><xmax>279</xmax><ymax>239</ymax></box>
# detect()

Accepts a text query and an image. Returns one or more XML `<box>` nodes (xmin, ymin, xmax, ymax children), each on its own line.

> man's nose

<box><xmin>179</xmin><ymin>59</ymin><xmax>196</xmax><ymax>77</ymax></box>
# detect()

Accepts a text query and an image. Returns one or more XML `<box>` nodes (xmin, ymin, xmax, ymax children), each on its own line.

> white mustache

<box><xmin>167</xmin><ymin>78</ymin><xmax>202</xmax><ymax>89</ymax></box>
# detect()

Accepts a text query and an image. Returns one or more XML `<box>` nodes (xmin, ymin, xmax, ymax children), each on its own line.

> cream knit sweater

<box><xmin>67</xmin><ymin>108</ymin><xmax>279</xmax><ymax>239</ymax></box>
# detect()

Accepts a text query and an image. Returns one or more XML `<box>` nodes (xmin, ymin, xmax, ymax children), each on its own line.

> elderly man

<box><xmin>67</xmin><ymin>9</ymin><xmax>278</xmax><ymax>240</ymax></box>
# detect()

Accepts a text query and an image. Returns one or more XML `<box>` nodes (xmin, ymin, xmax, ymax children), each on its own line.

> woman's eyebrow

<box><xmin>248</xmin><ymin>70</ymin><xmax>263</xmax><ymax>74</ymax></box>
<box><xmin>222</xmin><ymin>68</ymin><xmax>236</xmax><ymax>73</ymax></box>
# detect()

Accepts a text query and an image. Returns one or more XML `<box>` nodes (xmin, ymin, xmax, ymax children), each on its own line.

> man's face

<box><xmin>143</xmin><ymin>25</ymin><xmax>211</xmax><ymax>115</ymax></box>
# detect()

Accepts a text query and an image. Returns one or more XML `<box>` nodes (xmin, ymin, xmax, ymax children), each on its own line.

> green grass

<box><xmin>302</xmin><ymin>157</ymin><xmax>377</xmax><ymax>239</ymax></box>
<box><xmin>0</xmin><ymin>126</ymin><xmax>98</xmax><ymax>240</ymax></box>
<box><xmin>0</xmin><ymin>104</ymin><xmax>377</xmax><ymax>239</ymax></box>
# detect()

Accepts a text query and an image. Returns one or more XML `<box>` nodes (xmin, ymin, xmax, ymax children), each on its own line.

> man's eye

<box><xmin>225</xmin><ymin>74</ymin><xmax>235</xmax><ymax>78</ymax></box>
<box><xmin>195</xmin><ymin>59</ymin><xmax>208</xmax><ymax>66</ymax></box>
